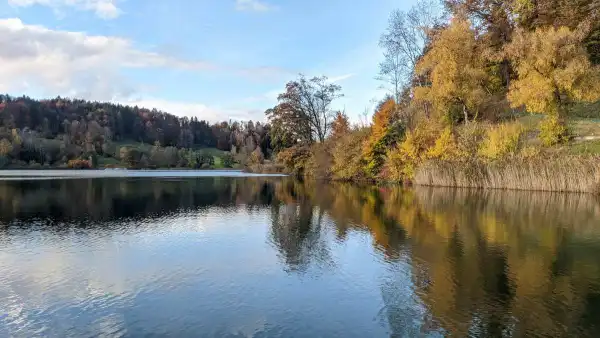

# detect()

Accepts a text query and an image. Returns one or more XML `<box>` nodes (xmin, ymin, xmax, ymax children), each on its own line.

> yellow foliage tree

<box><xmin>505</xmin><ymin>26</ymin><xmax>600</xmax><ymax>116</ymax></box>
<box><xmin>414</xmin><ymin>18</ymin><xmax>490</xmax><ymax>124</ymax></box>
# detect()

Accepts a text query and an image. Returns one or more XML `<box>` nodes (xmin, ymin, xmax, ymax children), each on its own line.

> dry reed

<box><xmin>415</xmin><ymin>157</ymin><xmax>600</xmax><ymax>194</ymax></box>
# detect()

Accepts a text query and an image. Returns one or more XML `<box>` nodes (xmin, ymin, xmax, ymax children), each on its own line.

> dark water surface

<box><xmin>1</xmin><ymin>177</ymin><xmax>600</xmax><ymax>337</ymax></box>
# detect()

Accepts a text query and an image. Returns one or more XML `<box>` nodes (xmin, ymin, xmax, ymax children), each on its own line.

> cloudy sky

<box><xmin>0</xmin><ymin>0</ymin><xmax>412</xmax><ymax>122</ymax></box>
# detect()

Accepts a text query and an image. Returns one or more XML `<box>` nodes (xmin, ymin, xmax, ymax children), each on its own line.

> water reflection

<box><xmin>0</xmin><ymin>178</ymin><xmax>599</xmax><ymax>337</ymax></box>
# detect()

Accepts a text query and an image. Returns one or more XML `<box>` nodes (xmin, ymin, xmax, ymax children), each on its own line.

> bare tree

<box><xmin>378</xmin><ymin>0</ymin><xmax>444</xmax><ymax>102</ymax></box>
<box><xmin>268</xmin><ymin>74</ymin><xmax>343</xmax><ymax>144</ymax></box>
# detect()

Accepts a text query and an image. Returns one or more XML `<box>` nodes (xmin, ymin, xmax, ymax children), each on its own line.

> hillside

<box><xmin>0</xmin><ymin>95</ymin><xmax>271</xmax><ymax>169</ymax></box>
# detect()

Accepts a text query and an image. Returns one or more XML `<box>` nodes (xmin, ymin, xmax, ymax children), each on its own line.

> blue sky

<box><xmin>0</xmin><ymin>0</ymin><xmax>414</xmax><ymax>122</ymax></box>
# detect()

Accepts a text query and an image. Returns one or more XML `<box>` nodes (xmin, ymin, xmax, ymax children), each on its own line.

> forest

<box><xmin>0</xmin><ymin>95</ymin><xmax>271</xmax><ymax>169</ymax></box>
<box><xmin>261</xmin><ymin>0</ymin><xmax>600</xmax><ymax>192</ymax></box>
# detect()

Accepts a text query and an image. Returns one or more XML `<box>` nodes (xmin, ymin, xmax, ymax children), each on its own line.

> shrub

<box><xmin>331</xmin><ymin>128</ymin><xmax>369</xmax><ymax>181</ymax></box>
<box><xmin>539</xmin><ymin>115</ymin><xmax>570</xmax><ymax>146</ymax></box>
<box><xmin>383</xmin><ymin>122</ymin><xmax>440</xmax><ymax>181</ymax></box>
<box><xmin>67</xmin><ymin>159</ymin><xmax>92</xmax><ymax>169</ymax></box>
<box><xmin>119</xmin><ymin>147</ymin><xmax>142</xmax><ymax>168</ymax></box>
<box><xmin>479</xmin><ymin>122</ymin><xmax>524</xmax><ymax>160</ymax></box>
<box><xmin>249</xmin><ymin>148</ymin><xmax>265</xmax><ymax>165</ymax></box>
<box><xmin>306</xmin><ymin>143</ymin><xmax>332</xmax><ymax>179</ymax></box>
<box><xmin>28</xmin><ymin>160</ymin><xmax>42</xmax><ymax>169</ymax></box>
<box><xmin>426</xmin><ymin>127</ymin><xmax>462</xmax><ymax>160</ymax></box>
<box><xmin>220</xmin><ymin>153</ymin><xmax>235</xmax><ymax>168</ymax></box>
<box><xmin>246</xmin><ymin>160</ymin><xmax>286</xmax><ymax>174</ymax></box>
<box><xmin>198</xmin><ymin>153</ymin><xmax>215</xmax><ymax>167</ymax></box>
<box><xmin>457</xmin><ymin>122</ymin><xmax>486</xmax><ymax>158</ymax></box>
<box><xmin>519</xmin><ymin>145</ymin><xmax>542</xmax><ymax>159</ymax></box>
<box><xmin>276</xmin><ymin>145</ymin><xmax>312</xmax><ymax>177</ymax></box>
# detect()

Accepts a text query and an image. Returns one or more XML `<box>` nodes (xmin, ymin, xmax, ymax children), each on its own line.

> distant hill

<box><xmin>0</xmin><ymin>95</ymin><xmax>271</xmax><ymax>169</ymax></box>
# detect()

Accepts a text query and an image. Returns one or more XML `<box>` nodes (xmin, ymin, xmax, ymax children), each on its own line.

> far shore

<box><xmin>0</xmin><ymin>169</ymin><xmax>288</xmax><ymax>179</ymax></box>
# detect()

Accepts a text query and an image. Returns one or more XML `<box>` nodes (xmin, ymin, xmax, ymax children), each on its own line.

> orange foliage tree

<box><xmin>330</xmin><ymin>111</ymin><xmax>351</xmax><ymax>140</ymax></box>
<box><xmin>362</xmin><ymin>97</ymin><xmax>405</xmax><ymax>176</ymax></box>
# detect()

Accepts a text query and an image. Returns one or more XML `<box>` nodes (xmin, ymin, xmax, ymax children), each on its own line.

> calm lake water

<box><xmin>1</xmin><ymin>174</ymin><xmax>600</xmax><ymax>337</ymax></box>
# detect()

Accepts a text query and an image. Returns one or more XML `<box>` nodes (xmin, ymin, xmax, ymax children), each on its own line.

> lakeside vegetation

<box><xmin>257</xmin><ymin>0</ymin><xmax>600</xmax><ymax>193</ymax></box>
<box><xmin>1</xmin><ymin>1</ymin><xmax>600</xmax><ymax>193</ymax></box>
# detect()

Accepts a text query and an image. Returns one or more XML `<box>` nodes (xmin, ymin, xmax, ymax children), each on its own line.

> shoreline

<box><xmin>0</xmin><ymin>169</ymin><xmax>288</xmax><ymax>179</ymax></box>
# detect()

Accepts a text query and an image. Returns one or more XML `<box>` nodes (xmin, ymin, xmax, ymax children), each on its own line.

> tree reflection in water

<box><xmin>1</xmin><ymin>178</ymin><xmax>600</xmax><ymax>337</ymax></box>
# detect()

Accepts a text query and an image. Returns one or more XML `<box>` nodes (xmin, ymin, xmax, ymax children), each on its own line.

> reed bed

<box><xmin>415</xmin><ymin>157</ymin><xmax>600</xmax><ymax>194</ymax></box>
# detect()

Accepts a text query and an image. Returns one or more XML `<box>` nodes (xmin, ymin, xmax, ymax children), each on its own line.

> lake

<box><xmin>1</xmin><ymin>174</ymin><xmax>599</xmax><ymax>337</ymax></box>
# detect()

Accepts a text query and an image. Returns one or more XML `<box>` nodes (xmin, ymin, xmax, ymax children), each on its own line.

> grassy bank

<box><xmin>415</xmin><ymin>157</ymin><xmax>600</xmax><ymax>194</ymax></box>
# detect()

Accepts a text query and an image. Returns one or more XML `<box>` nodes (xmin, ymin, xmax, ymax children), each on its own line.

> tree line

<box><xmin>0</xmin><ymin>95</ymin><xmax>272</xmax><ymax>169</ymax></box>
<box><xmin>264</xmin><ymin>0</ymin><xmax>600</xmax><ymax>182</ymax></box>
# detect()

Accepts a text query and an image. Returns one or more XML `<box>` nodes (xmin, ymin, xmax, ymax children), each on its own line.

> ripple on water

<box><xmin>1</xmin><ymin>179</ymin><xmax>600</xmax><ymax>337</ymax></box>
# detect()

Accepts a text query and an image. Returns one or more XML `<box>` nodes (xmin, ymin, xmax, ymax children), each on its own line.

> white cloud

<box><xmin>328</xmin><ymin>73</ymin><xmax>355</xmax><ymax>83</ymax></box>
<box><xmin>235</xmin><ymin>0</ymin><xmax>275</xmax><ymax>12</ymax></box>
<box><xmin>8</xmin><ymin>0</ymin><xmax>121</xmax><ymax>19</ymax></box>
<box><xmin>0</xmin><ymin>18</ymin><xmax>270</xmax><ymax>121</ymax></box>
<box><xmin>0</xmin><ymin>18</ymin><xmax>215</xmax><ymax>101</ymax></box>
<box><xmin>119</xmin><ymin>98</ymin><xmax>266</xmax><ymax>123</ymax></box>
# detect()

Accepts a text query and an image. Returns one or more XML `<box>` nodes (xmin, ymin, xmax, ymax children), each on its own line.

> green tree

<box><xmin>220</xmin><ymin>153</ymin><xmax>235</xmax><ymax>168</ymax></box>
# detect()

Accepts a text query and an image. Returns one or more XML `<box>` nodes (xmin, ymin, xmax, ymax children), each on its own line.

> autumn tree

<box><xmin>267</xmin><ymin>74</ymin><xmax>343</xmax><ymax>145</ymax></box>
<box><xmin>330</xmin><ymin>111</ymin><xmax>351</xmax><ymax>140</ymax></box>
<box><xmin>414</xmin><ymin>18</ymin><xmax>491</xmax><ymax>124</ymax></box>
<box><xmin>363</xmin><ymin>97</ymin><xmax>405</xmax><ymax>176</ymax></box>
<box><xmin>505</xmin><ymin>26</ymin><xmax>600</xmax><ymax>116</ymax></box>
<box><xmin>445</xmin><ymin>0</ymin><xmax>514</xmax><ymax>87</ymax></box>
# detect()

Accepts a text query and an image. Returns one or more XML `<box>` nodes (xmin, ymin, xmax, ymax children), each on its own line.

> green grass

<box><xmin>569</xmin><ymin>119</ymin><xmax>600</xmax><ymax>136</ymax></box>
<box><xmin>517</xmin><ymin>115</ymin><xmax>600</xmax><ymax>137</ymax></box>
<box><xmin>570</xmin><ymin>100</ymin><xmax>600</xmax><ymax>119</ymax></box>
<box><xmin>565</xmin><ymin>140</ymin><xmax>600</xmax><ymax>155</ymax></box>
<box><xmin>213</xmin><ymin>156</ymin><xmax>224</xmax><ymax>169</ymax></box>
<box><xmin>194</xmin><ymin>147</ymin><xmax>228</xmax><ymax>157</ymax></box>
<box><xmin>111</xmin><ymin>141</ymin><xmax>234</xmax><ymax>169</ymax></box>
